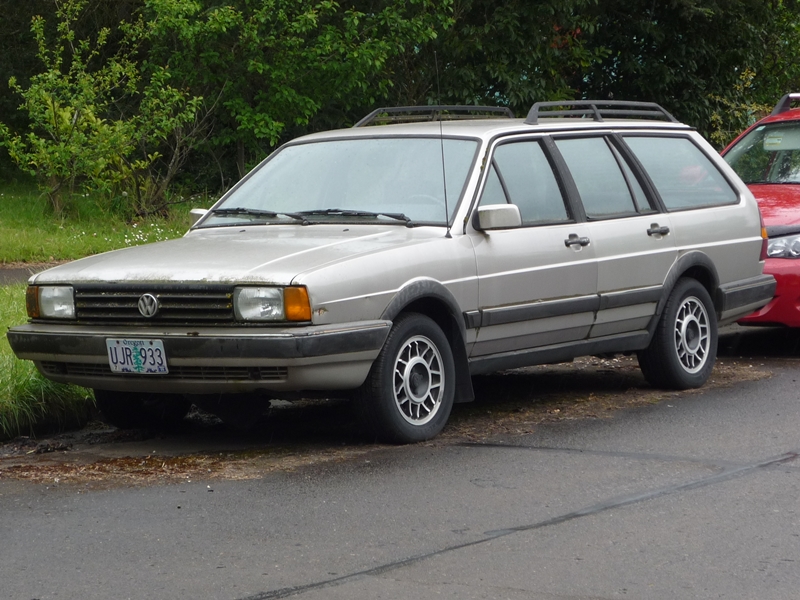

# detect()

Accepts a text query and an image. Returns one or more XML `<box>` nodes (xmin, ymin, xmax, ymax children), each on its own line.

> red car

<box><xmin>723</xmin><ymin>93</ymin><xmax>800</xmax><ymax>326</ymax></box>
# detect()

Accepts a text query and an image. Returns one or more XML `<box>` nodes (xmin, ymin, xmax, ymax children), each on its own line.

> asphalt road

<box><xmin>1</xmin><ymin>329</ymin><xmax>800</xmax><ymax>599</ymax></box>
<box><xmin>0</xmin><ymin>263</ymin><xmax>57</xmax><ymax>286</ymax></box>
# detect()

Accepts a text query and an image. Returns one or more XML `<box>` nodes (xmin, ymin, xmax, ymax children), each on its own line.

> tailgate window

<box><xmin>624</xmin><ymin>136</ymin><xmax>737</xmax><ymax>210</ymax></box>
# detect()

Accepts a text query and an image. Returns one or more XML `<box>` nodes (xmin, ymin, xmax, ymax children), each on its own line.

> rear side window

<box><xmin>554</xmin><ymin>137</ymin><xmax>640</xmax><ymax>218</ymax></box>
<box><xmin>480</xmin><ymin>140</ymin><xmax>569</xmax><ymax>224</ymax></box>
<box><xmin>624</xmin><ymin>136</ymin><xmax>738</xmax><ymax>210</ymax></box>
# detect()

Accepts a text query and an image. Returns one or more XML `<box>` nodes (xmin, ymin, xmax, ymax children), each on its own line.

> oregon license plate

<box><xmin>106</xmin><ymin>338</ymin><xmax>169</xmax><ymax>374</ymax></box>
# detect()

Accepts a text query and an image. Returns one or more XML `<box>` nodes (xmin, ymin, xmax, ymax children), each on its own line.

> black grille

<box><xmin>74</xmin><ymin>285</ymin><xmax>234</xmax><ymax>323</ymax></box>
<box><xmin>40</xmin><ymin>361</ymin><xmax>287</xmax><ymax>382</ymax></box>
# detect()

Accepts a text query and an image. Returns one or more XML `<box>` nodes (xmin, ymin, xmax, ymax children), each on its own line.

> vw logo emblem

<box><xmin>137</xmin><ymin>293</ymin><xmax>160</xmax><ymax>318</ymax></box>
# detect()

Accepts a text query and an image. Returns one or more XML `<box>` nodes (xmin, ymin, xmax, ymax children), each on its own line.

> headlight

<box><xmin>767</xmin><ymin>234</ymin><xmax>800</xmax><ymax>258</ymax></box>
<box><xmin>233</xmin><ymin>286</ymin><xmax>311</xmax><ymax>322</ymax></box>
<box><xmin>27</xmin><ymin>286</ymin><xmax>75</xmax><ymax>319</ymax></box>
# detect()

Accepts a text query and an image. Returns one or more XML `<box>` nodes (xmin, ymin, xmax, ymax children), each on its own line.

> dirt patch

<box><xmin>0</xmin><ymin>443</ymin><xmax>379</xmax><ymax>487</ymax></box>
<box><xmin>0</xmin><ymin>354</ymin><xmax>772</xmax><ymax>488</ymax></box>
<box><xmin>438</xmin><ymin>354</ymin><xmax>771</xmax><ymax>441</ymax></box>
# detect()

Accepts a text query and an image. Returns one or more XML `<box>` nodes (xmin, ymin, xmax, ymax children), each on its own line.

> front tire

<box><xmin>356</xmin><ymin>313</ymin><xmax>455</xmax><ymax>443</ymax></box>
<box><xmin>638</xmin><ymin>278</ymin><xmax>717</xmax><ymax>389</ymax></box>
<box><xmin>94</xmin><ymin>390</ymin><xmax>192</xmax><ymax>430</ymax></box>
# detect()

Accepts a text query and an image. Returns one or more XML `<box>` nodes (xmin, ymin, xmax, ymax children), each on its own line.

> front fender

<box><xmin>381</xmin><ymin>278</ymin><xmax>474</xmax><ymax>403</ymax></box>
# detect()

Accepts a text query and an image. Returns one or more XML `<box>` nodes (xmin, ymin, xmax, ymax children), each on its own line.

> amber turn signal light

<box><xmin>25</xmin><ymin>286</ymin><xmax>40</xmax><ymax>318</ymax></box>
<box><xmin>284</xmin><ymin>286</ymin><xmax>312</xmax><ymax>321</ymax></box>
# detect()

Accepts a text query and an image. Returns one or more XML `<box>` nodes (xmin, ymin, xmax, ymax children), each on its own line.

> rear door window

<box><xmin>554</xmin><ymin>137</ymin><xmax>644</xmax><ymax>218</ymax></box>
<box><xmin>624</xmin><ymin>136</ymin><xmax>738</xmax><ymax>210</ymax></box>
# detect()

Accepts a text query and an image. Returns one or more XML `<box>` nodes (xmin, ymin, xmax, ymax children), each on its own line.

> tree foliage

<box><xmin>576</xmin><ymin>0</ymin><xmax>800</xmax><ymax>141</ymax></box>
<box><xmin>1</xmin><ymin>0</ymin><xmax>799</xmax><ymax>211</ymax></box>
<box><xmin>387</xmin><ymin>0</ymin><xmax>607</xmax><ymax>113</ymax></box>
<box><xmin>140</xmin><ymin>0</ymin><xmax>451</xmax><ymax>181</ymax></box>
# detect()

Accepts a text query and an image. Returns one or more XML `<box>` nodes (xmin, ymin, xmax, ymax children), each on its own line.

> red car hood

<box><xmin>747</xmin><ymin>184</ymin><xmax>800</xmax><ymax>227</ymax></box>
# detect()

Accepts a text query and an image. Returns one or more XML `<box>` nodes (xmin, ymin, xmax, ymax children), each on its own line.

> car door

<box><xmin>469</xmin><ymin>137</ymin><xmax>598</xmax><ymax>358</ymax></box>
<box><xmin>551</xmin><ymin>134</ymin><xmax>677</xmax><ymax>338</ymax></box>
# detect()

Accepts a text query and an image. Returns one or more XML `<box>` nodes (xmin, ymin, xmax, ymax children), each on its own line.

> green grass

<box><xmin>0</xmin><ymin>182</ymin><xmax>202</xmax><ymax>263</ymax></box>
<box><xmin>1</xmin><ymin>284</ymin><xmax>95</xmax><ymax>440</ymax></box>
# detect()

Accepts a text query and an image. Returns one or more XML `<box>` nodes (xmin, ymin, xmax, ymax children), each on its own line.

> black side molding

<box><xmin>716</xmin><ymin>275</ymin><xmax>776</xmax><ymax>314</ymax></box>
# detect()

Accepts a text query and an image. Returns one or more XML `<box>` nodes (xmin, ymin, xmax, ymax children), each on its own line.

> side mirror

<box><xmin>472</xmin><ymin>204</ymin><xmax>522</xmax><ymax>231</ymax></box>
<box><xmin>189</xmin><ymin>208</ymin><xmax>208</xmax><ymax>226</ymax></box>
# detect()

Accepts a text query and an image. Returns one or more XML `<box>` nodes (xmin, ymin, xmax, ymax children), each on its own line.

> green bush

<box><xmin>0</xmin><ymin>0</ymin><xmax>202</xmax><ymax>217</ymax></box>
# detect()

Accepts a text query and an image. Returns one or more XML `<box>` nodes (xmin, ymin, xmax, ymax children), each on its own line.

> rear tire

<box><xmin>638</xmin><ymin>278</ymin><xmax>717</xmax><ymax>389</ymax></box>
<box><xmin>355</xmin><ymin>313</ymin><xmax>455</xmax><ymax>444</ymax></box>
<box><xmin>94</xmin><ymin>390</ymin><xmax>191</xmax><ymax>430</ymax></box>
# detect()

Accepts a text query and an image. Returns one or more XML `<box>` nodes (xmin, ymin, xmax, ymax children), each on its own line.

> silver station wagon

<box><xmin>8</xmin><ymin>101</ymin><xmax>776</xmax><ymax>443</ymax></box>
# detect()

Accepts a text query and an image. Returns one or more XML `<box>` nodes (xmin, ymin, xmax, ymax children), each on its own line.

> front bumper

<box><xmin>7</xmin><ymin>321</ymin><xmax>391</xmax><ymax>394</ymax></box>
<box><xmin>738</xmin><ymin>260</ymin><xmax>800</xmax><ymax>327</ymax></box>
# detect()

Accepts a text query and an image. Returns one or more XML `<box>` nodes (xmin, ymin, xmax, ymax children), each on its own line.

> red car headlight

<box><xmin>767</xmin><ymin>234</ymin><xmax>800</xmax><ymax>258</ymax></box>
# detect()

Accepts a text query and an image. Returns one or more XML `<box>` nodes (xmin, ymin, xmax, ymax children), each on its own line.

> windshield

<box><xmin>724</xmin><ymin>122</ymin><xmax>800</xmax><ymax>184</ymax></box>
<box><xmin>202</xmin><ymin>137</ymin><xmax>479</xmax><ymax>227</ymax></box>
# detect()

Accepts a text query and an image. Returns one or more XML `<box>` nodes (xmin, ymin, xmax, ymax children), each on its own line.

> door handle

<box><xmin>564</xmin><ymin>233</ymin><xmax>590</xmax><ymax>247</ymax></box>
<box><xmin>647</xmin><ymin>223</ymin><xmax>670</xmax><ymax>236</ymax></box>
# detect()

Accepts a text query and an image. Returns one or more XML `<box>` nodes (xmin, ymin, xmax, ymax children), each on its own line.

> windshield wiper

<box><xmin>209</xmin><ymin>207</ymin><xmax>416</xmax><ymax>226</ymax></box>
<box><xmin>211</xmin><ymin>207</ymin><xmax>277</xmax><ymax>217</ymax></box>
<box><xmin>210</xmin><ymin>207</ymin><xmax>308</xmax><ymax>222</ymax></box>
<box><xmin>297</xmin><ymin>208</ymin><xmax>414</xmax><ymax>225</ymax></box>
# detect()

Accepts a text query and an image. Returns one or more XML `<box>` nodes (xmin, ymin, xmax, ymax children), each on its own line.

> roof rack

<box><xmin>354</xmin><ymin>105</ymin><xmax>515</xmax><ymax>127</ymax></box>
<box><xmin>524</xmin><ymin>100</ymin><xmax>678</xmax><ymax>125</ymax></box>
<box><xmin>771</xmin><ymin>93</ymin><xmax>800</xmax><ymax>116</ymax></box>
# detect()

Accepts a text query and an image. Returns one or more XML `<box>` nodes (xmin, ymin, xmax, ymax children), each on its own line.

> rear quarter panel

<box><xmin>669</xmin><ymin>133</ymin><xmax>766</xmax><ymax>285</ymax></box>
<box><xmin>668</xmin><ymin>200</ymin><xmax>765</xmax><ymax>284</ymax></box>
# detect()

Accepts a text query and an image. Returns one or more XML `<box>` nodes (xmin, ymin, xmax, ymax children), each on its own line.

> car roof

<box><xmin>752</xmin><ymin>108</ymin><xmax>800</xmax><ymax>126</ymax></box>
<box><xmin>739</xmin><ymin>93</ymin><xmax>800</xmax><ymax>128</ymax></box>
<box><xmin>296</xmin><ymin>117</ymin><xmax>692</xmax><ymax>144</ymax></box>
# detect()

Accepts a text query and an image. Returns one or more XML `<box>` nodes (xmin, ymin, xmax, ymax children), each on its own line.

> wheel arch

<box><xmin>648</xmin><ymin>252</ymin><xmax>721</xmax><ymax>338</ymax></box>
<box><xmin>380</xmin><ymin>279</ymin><xmax>474</xmax><ymax>404</ymax></box>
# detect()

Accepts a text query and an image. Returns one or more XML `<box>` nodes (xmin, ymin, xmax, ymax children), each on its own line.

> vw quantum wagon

<box><xmin>8</xmin><ymin>101</ymin><xmax>776</xmax><ymax>443</ymax></box>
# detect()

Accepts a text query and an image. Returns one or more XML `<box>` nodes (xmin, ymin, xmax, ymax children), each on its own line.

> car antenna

<box><xmin>435</xmin><ymin>52</ymin><xmax>452</xmax><ymax>239</ymax></box>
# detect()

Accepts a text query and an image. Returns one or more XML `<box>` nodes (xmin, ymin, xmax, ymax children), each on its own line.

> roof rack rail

<box><xmin>524</xmin><ymin>100</ymin><xmax>678</xmax><ymax>125</ymax></box>
<box><xmin>354</xmin><ymin>105</ymin><xmax>515</xmax><ymax>127</ymax></box>
<box><xmin>771</xmin><ymin>93</ymin><xmax>800</xmax><ymax>116</ymax></box>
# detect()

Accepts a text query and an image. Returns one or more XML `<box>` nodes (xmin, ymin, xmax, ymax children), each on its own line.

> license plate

<box><xmin>106</xmin><ymin>338</ymin><xmax>169</xmax><ymax>374</ymax></box>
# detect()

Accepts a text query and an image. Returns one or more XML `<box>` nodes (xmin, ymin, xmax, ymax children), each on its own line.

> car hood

<box><xmin>30</xmin><ymin>224</ymin><xmax>439</xmax><ymax>285</ymax></box>
<box><xmin>747</xmin><ymin>183</ymin><xmax>800</xmax><ymax>227</ymax></box>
